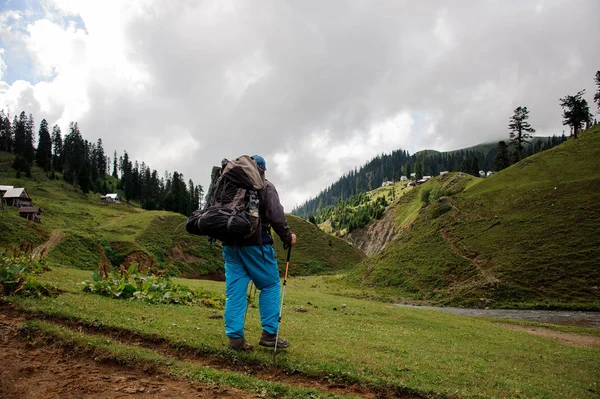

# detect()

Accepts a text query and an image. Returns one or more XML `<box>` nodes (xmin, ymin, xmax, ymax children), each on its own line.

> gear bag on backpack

<box><xmin>186</xmin><ymin>155</ymin><xmax>265</xmax><ymax>242</ymax></box>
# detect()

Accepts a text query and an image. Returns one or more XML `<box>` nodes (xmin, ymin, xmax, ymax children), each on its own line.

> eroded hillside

<box><xmin>346</xmin><ymin>127</ymin><xmax>600</xmax><ymax>309</ymax></box>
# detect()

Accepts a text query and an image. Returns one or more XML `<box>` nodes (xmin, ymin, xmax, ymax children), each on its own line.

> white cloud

<box><xmin>0</xmin><ymin>49</ymin><xmax>6</xmax><ymax>80</ymax></box>
<box><xmin>433</xmin><ymin>8</ymin><xmax>454</xmax><ymax>49</ymax></box>
<box><xmin>224</xmin><ymin>50</ymin><xmax>273</xmax><ymax>101</ymax></box>
<box><xmin>134</xmin><ymin>126</ymin><xmax>201</xmax><ymax>168</ymax></box>
<box><xmin>24</xmin><ymin>18</ymin><xmax>85</xmax><ymax>78</ymax></box>
<box><xmin>272</xmin><ymin>152</ymin><xmax>290</xmax><ymax>180</ymax></box>
<box><xmin>1</xmin><ymin>0</ymin><xmax>600</xmax><ymax>211</ymax></box>
<box><xmin>367</xmin><ymin>112</ymin><xmax>413</xmax><ymax>149</ymax></box>
<box><xmin>306</xmin><ymin>112</ymin><xmax>413</xmax><ymax>170</ymax></box>
<box><xmin>0</xmin><ymin>79</ymin><xmax>40</xmax><ymax>116</ymax></box>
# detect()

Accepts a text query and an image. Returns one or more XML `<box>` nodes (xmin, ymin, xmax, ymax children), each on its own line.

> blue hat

<box><xmin>252</xmin><ymin>155</ymin><xmax>266</xmax><ymax>171</ymax></box>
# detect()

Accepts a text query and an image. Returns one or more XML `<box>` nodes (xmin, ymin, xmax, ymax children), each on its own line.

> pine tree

<box><xmin>51</xmin><ymin>125</ymin><xmax>63</xmax><ymax>172</ymax></box>
<box><xmin>36</xmin><ymin>119</ymin><xmax>52</xmax><ymax>171</ymax></box>
<box><xmin>90</xmin><ymin>142</ymin><xmax>99</xmax><ymax>186</ymax></box>
<box><xmin>96</xmin><ymin>138</ymin><xmax>106</xmax><ymax>180</ymax></box>
<box><xmin>78</xmin><ymin>139</ymin><xmax>92</xmax><ymax>193</ymax></box>
<box><xmin>493</xmin><ymin>141</ymin><xmax>510</xmax><ymax>171</ymax></box>
<box><xmin>24</xmin><ymin>114</ymin><xmax>35</xmax><ymax>164</ymax></box>
<box><xmin>188</xmin><ymin>179</ymin><xmax>196</xmax><ymax>214</ymax></box>
<box><xmin>62</xmin><ymin>122</ymin><xmax>86</xmax><ymax>188</ymax></box>
<box><xmin>594</xmin><ymin>70</ymin><xmax>600</xmax><ymax>113</ymax></box>
<box><xmin>112</xmin><ymin>151</ymin><xmax>119</xmax><ymax>178</ymax></box>
<box><xmin>560</xmin><ymin>90</ymin><xmax>592</xmax><ymax>139</ymax></box>
<box><xmin>0</xmin><ymin>110</ymin><xmax>12</xmax><ymax>152</ymax></box>
<box><xmin>164</xmin><ymin>171</ymin><xmax>188</xmax><ymax>215</ymax></box>
<box><xmin>508</xmin><ymin>106</ymin><xmax>535</xmax><ymax>161</ymax></box>
<box><xmin>12</xmin><ymin>112</ymin><xmax>30</xmax><ymax>175</ymax></box>
<box><xmin>120</xmin><ymin>151</ymin><xmax>133</xmax><ymax>200</ymax></box>
<box><xmin>132</xmin><ymin>161</ymin><xmax>141</xmax><ymax>200</ymax></box>
<box><xmin>13</xmin><ymin>112</ymin><xmax>27</xmax><ymax>157</ymax></box>
<box><xmin>470</xmin><ymin>157</ymin><xmax>480</xmax><ymax>176</ymax></box>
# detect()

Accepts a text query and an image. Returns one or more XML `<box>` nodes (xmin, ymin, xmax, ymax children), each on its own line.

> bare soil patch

<box><xmin>0</xmin><ymin>304</ymin><xmax>423</xmax><ymax>399</ymax></box>
<box><xmin>0</xmin><ymin>309</ymin><xmax>254</xmax><ymax>399</ymax></box>
<box><xmin>346</xmin><ymin>207</ymin><xmax>398</xmax><ymax>256</ymax></box>
<box><xmin>170</xmin><ymin>245</ymin><xmax>204</xmax><ymax>263</ymax></box>
<box><xmin>31</xmin><ymin>229</ymin><xmax>63</xmax><ymax>259</ymax></box>
<box><xmin>499</xmin><ymin>324</ymin><xmax>600</xmax><ymax>349</ymax></box>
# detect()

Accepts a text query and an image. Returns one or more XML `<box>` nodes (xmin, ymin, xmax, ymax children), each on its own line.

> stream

<box><xmin>396</xmin><ymin>304</ymin><xmax>600</xmax><ymax>330</ymax></box>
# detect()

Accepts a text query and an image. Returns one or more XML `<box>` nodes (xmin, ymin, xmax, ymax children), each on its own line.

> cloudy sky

<box><xmin>1</xmin><ymin>0</ymin><xmax>599</xmax><ymax>210</ymax></box>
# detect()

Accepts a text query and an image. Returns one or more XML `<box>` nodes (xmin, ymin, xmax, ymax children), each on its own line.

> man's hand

<box><xmin>290</xmin><ymin>233</ymin><xmax>297</xmax><ymax>245</ymax></box>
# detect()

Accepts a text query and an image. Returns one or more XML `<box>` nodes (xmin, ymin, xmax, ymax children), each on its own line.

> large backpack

<box><xmin>186</xmin><ymin>155</ymin><xmax>265</xmax><ymax>242</ymax></box>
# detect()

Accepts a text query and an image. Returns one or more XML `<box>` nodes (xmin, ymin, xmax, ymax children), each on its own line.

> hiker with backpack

<box><xmin>186</xmin><ymin>155</ymin><xmax>296</xmax><ymax>351</ymax></box>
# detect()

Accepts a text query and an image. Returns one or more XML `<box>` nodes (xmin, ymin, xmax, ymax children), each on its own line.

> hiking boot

<box><xmin>259</xmin><ymin>330</ymin><xmax>289</xmax><ymax>348</ymax></box>
<box><xmin>228</xmin><ymin>337</ymin><xmax>253</xmax><ymax>351</ymax></box>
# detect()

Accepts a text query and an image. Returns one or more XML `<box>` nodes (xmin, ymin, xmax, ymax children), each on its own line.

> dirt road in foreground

<box><xmin>0</xmin><ymin>310</ymin><xmax>253</xmax><ymax>399</ymax></box>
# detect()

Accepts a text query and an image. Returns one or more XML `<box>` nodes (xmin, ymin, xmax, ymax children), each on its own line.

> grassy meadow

<box><xmin>351</xmin><ymin>126</ymin><xmax>600</xmax><ymax>309</ymax></box>
<box><xmin>2</xmin><ymin>127</ymin><xmax>600</xmax><ymax>398</ymax></box>
<box><xmin>0</xmin><ymin>155</ymin><xmax>363</xmax><ymax>278</ymax></box>
<box><xmin>3</xmin><ymin>265</ymin><xmax>598</xmax><ymax>399</ymax></box>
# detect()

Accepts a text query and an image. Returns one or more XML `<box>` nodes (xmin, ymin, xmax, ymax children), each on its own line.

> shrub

<box><xmin>0</xmin><ymin>247</ymin><xmax>54</xmax><ymax>298</ymax></box>
<box><xmin>421</xmin><ymin>188</ymin><xmax>432</xmax><ymax>205</ymax></box>
<box><xmin>81</xmin><ymin>264</ymin><xmax>225</xmax><ymax>308</ymax></box>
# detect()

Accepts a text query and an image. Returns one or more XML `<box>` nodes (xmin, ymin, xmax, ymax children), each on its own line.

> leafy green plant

<box><xmin>0</xmin><ymin>248</ymin><xmax>54</xmax><ymax>298</ymax></box>
<box><xmin>81</xmin><ymin>264</ymin><xmax>225</xmax><ymax>308</ymax></box>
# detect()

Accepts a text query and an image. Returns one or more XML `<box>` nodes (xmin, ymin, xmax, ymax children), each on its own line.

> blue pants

<box><xmin>223</xmin><ymin>245</ymin><xmax>281</xmax><ymax>339</ymax></box>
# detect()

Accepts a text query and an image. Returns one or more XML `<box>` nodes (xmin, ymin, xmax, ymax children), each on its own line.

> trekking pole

<box><xmin>243</xmin><ymin>281</ymin><xmax>255</xmax><ymax>325</ymax></box>
<box><xmin>273</xmin><ymin>245</ymin><xmax>292</xmax><ymax>360</ymax></box>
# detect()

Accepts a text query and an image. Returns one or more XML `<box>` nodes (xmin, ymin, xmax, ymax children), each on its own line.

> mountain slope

<box><xmin>0</xmin><ymin>155</ymin><xmax>364</xmax><ymax>278</ymax></box>
<box><xmin>349</xmin><ymin>126</ymin><xmax>600</xmax><ymax>309</ymax></box>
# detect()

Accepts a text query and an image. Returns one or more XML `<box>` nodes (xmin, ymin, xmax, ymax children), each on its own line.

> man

<box><xmin>222</xmin><ymin>155</ymin><xmax>297</xmax><ymax>351</ymax></box>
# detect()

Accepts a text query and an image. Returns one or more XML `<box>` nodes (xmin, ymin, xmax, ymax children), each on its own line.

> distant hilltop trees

<box><xmin>293</xmin><ymin>70</ymin><xmax>600</xmax><ymax>219</ymax></box>
<box><xmin>0</xmin><ymin>111</ymin><xmax>202</xmax><ymax>216</ymax></box>
<box><xmin>292</xmin><ymin>134</ymin><xmax>566</xmax><ymax>220</ymax></box>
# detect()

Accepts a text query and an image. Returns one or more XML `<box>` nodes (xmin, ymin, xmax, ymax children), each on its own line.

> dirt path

<box><xmin>500</xmin><ymin>324</ymin><xmax>600</xmax><ymax>349</ymax></box>
<box><xmin>0</xmin><ymin>309</ymin><xmax>253</xmax><ymax>399</ymax></box>
<box><xmin>439</xmin><ymin>229</ymin><xmax>500</xmax><ymax>285</ymax></box>
<box><xmin>0</xmin><ymin>304</ymin><xmax>423</xmax><ymax>399</ymax></box>
<box><xmin>31</xmin><ymin>229</ymin><xmax>63</xmax><ymax>259</ymax></box>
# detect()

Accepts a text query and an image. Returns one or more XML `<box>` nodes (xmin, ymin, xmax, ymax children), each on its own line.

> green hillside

<box><xmin>0</xmin><ymin>154</ymin><xmax>364</xmax><ymax>278</ymax></box>
<box><xmin>349</xmin><ymin>126</ymin><xmax>600</xmax><ymax>309</ymax></box>
<box><xmin>273</xmin><ymin>214</ymin><xmax>365</xmax><ymax>275</ymax></box>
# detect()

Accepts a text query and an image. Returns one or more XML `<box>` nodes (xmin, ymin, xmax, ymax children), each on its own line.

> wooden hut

<box><xmin>19</xmin><ymin>206</ymin><xmax>42</xmax><ymax>222</ymax></box>
<box><xmin>3</xmin><ymin>187</ymin><xmax>32</xmax><ymax>207</ymax></box>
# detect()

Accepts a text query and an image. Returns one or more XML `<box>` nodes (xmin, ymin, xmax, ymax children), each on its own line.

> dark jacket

<box><xmin>222</xmin><ymin>179</ymin><xmax>292</xmax><ymax>247</ymax></box>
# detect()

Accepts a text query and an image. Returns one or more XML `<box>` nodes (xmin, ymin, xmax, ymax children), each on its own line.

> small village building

<box><xmin>440</xmin><ymin>171</ymin><xmax>449</xmax><ymax>176</ymax></box>
<box><xmin>19</xmin><ymin>207</ymin><xmax>42</xmax><ymax>222</ymax></box>
<box><xmin>0</xmin><ymin>185</ymin><xmax>14</xmax><ymax>197</ymax></box>
<box><xmin>479</xmin><ymin>170</ymin><xmax>486</xmax><ymax>177</ymax></box>
<box><xmin>2</xmin><ymin>187</ymin><xmax>32</xmax><ymax>207</ymax></box>
<box><xmin>406</xmin><ymin>181</ymin><xmax>416</xmax><ymax>187</ymax></box>
<box><xmin>400</xmin><ymin>176</ymin><xmax>408</xmax><ymax>181</ymax></box>
<box><xmin>381</xmin><ymin>180</ymin><xmax>394</xmax><ymax>187</ymax></box>
<box><xmin>100</xmin><ymin>193</ymin><xmax>120</xmax><ymax>203</ymax></box>
<box><xmin>486</xmin><ymin>171</ymin><xmax>495</xmax><ymax>177</ymax></box>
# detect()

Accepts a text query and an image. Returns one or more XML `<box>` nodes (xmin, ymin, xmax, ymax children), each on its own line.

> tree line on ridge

<box><xmin>0</xmin><ymin>112</ymin><xmax>202</xmax><ymax>216</ymax></box>
<box><xmin>293</xmin><ymin>70</ymin><xmax>600</xmax><ymax>220</ymax></box>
